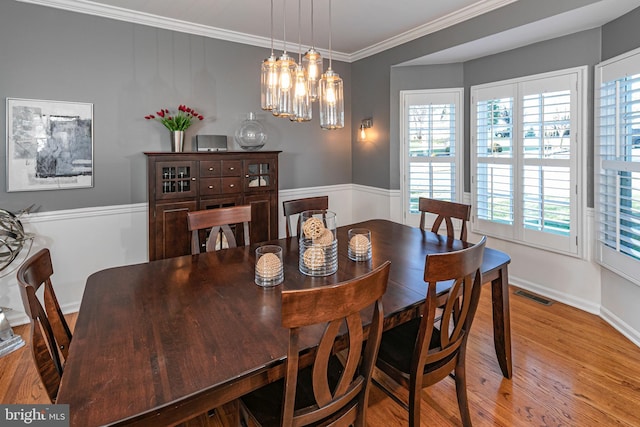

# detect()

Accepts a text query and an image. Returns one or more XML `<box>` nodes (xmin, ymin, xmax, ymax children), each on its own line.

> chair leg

<box><xmin>454</xmin><ymin>361</ymin><xmax>472</xmax><ymax>427</ymax></box>
<box><xmin>408</xmin><ymin>376</ymin><xmax>422</xmax><ymax>427</ymax></box>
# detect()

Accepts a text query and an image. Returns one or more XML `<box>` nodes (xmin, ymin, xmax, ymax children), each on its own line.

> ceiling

<box><xmin>16</xmin><ymin>0</ymin><xmax>640</xmax><ymax>63</ymax></box>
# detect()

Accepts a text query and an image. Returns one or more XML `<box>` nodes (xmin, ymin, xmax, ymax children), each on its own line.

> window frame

<box><xmin>399</xmin><ymin>88</ymin><xmax>464</xmax><ymax>227</ymax></box>
<box><xmin>595</xmin><ymin>47</ymin><xmax>640</xmax><ymax>286</ymax></box>
<box><xmin>470</xmin><ymin>66</ymin><xmax>587</xmax><ymax>258</ymax></box>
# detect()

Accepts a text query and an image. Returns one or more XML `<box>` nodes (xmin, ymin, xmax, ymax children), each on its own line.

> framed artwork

<box><xmin>6</xmin><ymin>98</ymin><xmax>93</xmax><ymax>192</ymax></box>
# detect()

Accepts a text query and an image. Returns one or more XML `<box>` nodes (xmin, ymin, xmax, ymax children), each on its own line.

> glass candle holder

<box><xmin>298</xmin><ymin>210</ymin><xmax>338</xmax><ymax>276</ymax></box>
<box><xmin>255</xmin><ymin>245</ymin><xmax>284</xmax><ymax>287</ymax></box>
<box><xmin>348</xmin><ymin>228</ymin><xmax>372</xmax><ymax>261</ymax></box>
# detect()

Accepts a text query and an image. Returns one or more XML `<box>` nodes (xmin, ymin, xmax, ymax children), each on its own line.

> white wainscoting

<box><xmin>469</xmin><ymin>208</ymin><xmax>602</xmax><ymax>315</ymax></box>
<box><xmin>2</xmin><ymin>186</ymin><xmax>638</xmax><ymax>349</ymax></box>
<box><xmin>0</xmin><ymin>203</ymin><xmax>148</xmax><ymax>326</ymax></box>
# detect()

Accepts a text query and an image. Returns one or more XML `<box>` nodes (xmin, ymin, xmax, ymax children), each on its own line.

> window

<box><xmin>596</xmin><ymin>49</ymin><xmax>640</xmax><ymax>284</ymax></box>
<box><xmin>400</xmin><ymin>89</ymin><xmax>463</xmax><ymax>226</ymax></box>
<box><xmin>471</xmin><ymin>67</ymin><xmax>586</xmax><ymax>256</ymax></box>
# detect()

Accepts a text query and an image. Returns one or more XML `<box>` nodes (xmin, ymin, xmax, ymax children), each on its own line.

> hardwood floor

<box><xmin>2</xmin><ymin>285</ymin><xmax>640</xmax><ymax>426</ymax></box>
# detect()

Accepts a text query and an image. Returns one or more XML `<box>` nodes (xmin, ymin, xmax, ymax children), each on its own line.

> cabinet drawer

<box><xmin>221</xmin><ymin>160</ymin><xmax>242</xmax><ymax>176</ymax></box>
<box><xmin>200</xmin><ymin>178</ymin><xmax>221</xmax><ymax>196</ymax></box>
<box><xmin>200</xmin><ymin>161</ymin><xmax>222</xmax><ymax>177</ymax></box>
<box><xmin>221</xmin><ymin>177</ymin><xmax>242</xmax><ymax>193</ymax></box>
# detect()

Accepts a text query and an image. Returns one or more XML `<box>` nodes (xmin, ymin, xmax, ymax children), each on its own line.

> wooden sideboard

<box><xmin>145</xmin><ymin>151</ymin><xmax>280</xmax><ymax>261</ymax></box>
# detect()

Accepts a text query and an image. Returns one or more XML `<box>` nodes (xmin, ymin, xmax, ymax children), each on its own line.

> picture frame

<box><xmin>6</xmin><ymin>97</ymin><xmax>93</xmax><ymax>192</ymax></box>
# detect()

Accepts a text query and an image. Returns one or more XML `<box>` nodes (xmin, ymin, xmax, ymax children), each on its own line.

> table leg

<box><xmin>491</xmin><ymin>266</ymin><xmax>512</xmax><ymax>379</ymax></box>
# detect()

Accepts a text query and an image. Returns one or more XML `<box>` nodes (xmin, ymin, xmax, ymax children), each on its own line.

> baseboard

<box><xmin>509</xmin><ymin>275</ymin><xmax>600</xmax><ymax>315</ymax></box>
<box><xmin>600</xmin><ymin>306</ymin><xmax>640</xmax><ymax>348</ymax></box>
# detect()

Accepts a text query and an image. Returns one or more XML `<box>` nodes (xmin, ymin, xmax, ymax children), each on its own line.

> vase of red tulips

<box><xmin>145</xmin><ymin>105</ymin><xmax>204</xmax><ymax>152</ymax></box>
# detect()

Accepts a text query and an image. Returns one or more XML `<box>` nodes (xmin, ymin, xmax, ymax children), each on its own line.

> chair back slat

<box><xmin>17</xmin><ymin>248</ymin><xmax>72</xmax><ymax>403</ymax></box>
<box><xmin>282</xmin><ymin>196</ymin><xmax>329</xmax><ymax>238</ymax></box>
<box><xmin>280</xmin><ymin>260</ymin><xmax>390</xmax><ymax>427</ymax></box>
<box><xmin>418</xmin><ymin>197</ymin><xmax>471</xmax><ymax>241</ymax></box>
<box><xmin>187</xmin><ymin>205</ymin><xmax>251</xmax><ymax>254</ymax></box>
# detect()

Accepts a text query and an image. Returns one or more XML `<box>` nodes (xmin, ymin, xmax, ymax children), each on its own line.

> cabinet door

<box><xmin>244</xmin><ymin>158</ymin><xmax>276</xmax><ymax>191</ymax></box>
<box><xmin>156</xmin><ymin>161</ymin><xmax>197</xmax><ymax>200</ymax></box>
<box><xmin>153</xmin><ymin>200</ymin><xmax>197</xmax><ymax>260</ymax></box>
<box><xmin>244</xmin><ymin>193</ymin><xmax>276</xmax><ymax>244</ymax></box>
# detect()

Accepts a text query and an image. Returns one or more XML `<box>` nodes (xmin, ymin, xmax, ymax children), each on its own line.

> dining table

<box><xmin>56</xmin><ymin>219</ymin><xmax>511</xmax><ymax>426</ymax></box>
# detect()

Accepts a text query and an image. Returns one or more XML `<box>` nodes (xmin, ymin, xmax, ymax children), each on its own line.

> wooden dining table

<box><xmin>56</xmin><ymin>219</ymin><xmax>511</xmax><ymax>427</ymax></box>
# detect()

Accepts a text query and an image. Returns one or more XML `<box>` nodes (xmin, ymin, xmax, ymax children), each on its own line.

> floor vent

<box><xmin>514</xmin><ymin>289</ymin><xmax>553</xmax><ymax>306</ymax></box>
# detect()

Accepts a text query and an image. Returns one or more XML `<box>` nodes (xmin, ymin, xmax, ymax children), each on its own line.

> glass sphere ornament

<box><xmin>234</xmin><ymin>112</ymin><xmax>267</xmax><ymax>151</ymax></box>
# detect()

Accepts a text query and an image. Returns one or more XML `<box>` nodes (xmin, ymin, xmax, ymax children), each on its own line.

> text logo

<box><xmin>1</xmin><ymin>405</ymin><xmax>69</xmax><ymax>426</ymax></box>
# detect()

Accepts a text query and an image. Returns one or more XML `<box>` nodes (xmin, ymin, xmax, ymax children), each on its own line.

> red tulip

<box><xmin>145</xmin><ymin>105</ymin><xmax>204</xmax><ymax>130</ymax></box>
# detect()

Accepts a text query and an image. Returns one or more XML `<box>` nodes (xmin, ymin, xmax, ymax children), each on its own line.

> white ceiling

<box><xmin>16</xmin><ymin>0</ymin><xmax>640</xmax><ymax>63</ymax></box>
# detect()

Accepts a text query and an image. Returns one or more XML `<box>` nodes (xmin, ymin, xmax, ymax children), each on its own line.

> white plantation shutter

<box><xmin>474</xmin><ymin>84</ymin><xmax>515</xmax><ymax>240</ymax></box>
<box><xmin>471</xmin><ymin>68</ymin><xmax>584</xmax><ymax>256</ymax></box>
<box><xmin>520</xmin><ymin>75</ymin><xmax>577</xmax><ymax>251</ymax></box>
<box><xmin>402</xmin><ymin>89</ymin><xmax>463</xmax><ymax>226</ymax></box>
<box><xmin>596</xmin><ymin>49</ymin><xmax>640</xmax><ymax>281</ymax></box>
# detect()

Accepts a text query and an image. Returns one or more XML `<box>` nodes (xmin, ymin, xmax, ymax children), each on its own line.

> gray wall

<box><xmin>386</xmin><ymin>26</ymin><xmax>601</xmax><ymax>203</ymax></box>
<box><xmin>2</xmin><ymin>0</ymin><xmax>636</xmax><ymax>215</ymax></box>
<box><xmin>384</xmin><ymin>27</ymin><xmax>609</xmax><ymax>207</ymax></box>
<box><xmin>351</xmin><ymin>0</ymin><xmax>603</xmax><ymax>190</ymax></box>
<box><xmin>0</xmin><ymin>1</ymin><xmax>351</xmax><ymax>214</ymax></box>
<box><xmin>602</xmin><ymin>6</ymin><xmax>640</xmax><ymax>61</ymax></box>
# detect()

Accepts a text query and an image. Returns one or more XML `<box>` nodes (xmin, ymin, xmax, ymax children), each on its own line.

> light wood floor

<box><xmin>2</xmin><ymin>285</ymin><xmax>640</xmax><ymax>426</ymax></box>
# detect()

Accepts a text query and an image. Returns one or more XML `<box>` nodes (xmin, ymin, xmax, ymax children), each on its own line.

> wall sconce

<box><xmin>359</xmin><ymin>118</ymin><xmax>372</xmax><ymax>140</ymax></box>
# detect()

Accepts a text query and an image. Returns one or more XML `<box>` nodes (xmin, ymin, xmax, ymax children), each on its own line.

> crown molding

<box><xmin>17</xmin><ymin>0</ymin><xmax>516</xmax><ymax>63</ymax></box>
<box><xmin>348</xmin><ymin>0</ymin><xmax>518</xmax><ymax>62</ymax></box>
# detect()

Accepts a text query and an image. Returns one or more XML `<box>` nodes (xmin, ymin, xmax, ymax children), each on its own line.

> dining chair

<box><xmin>17</xmin><ymin>248</ymin><xmax>73</xmax><ymax>403</ymax></box>
<box><xmin>419</xmin><ymin>197</ymin><xmax>471</xmax><ymax>241</ymax></box>
<box><xmin>240</xmin><ymin>261</ymin><xmax>391</xmax><ymax>427</ymax></box>
<box><xmin>374</xmin><ymin>236</ymin><xmax>486</xmax><ymax>427</ymax></box>
<box><xmin>187</xmin><ymin>205</ymin><xmax>251</xmax><ymax>254</ymax></box>
<box><xmin>282</xmin><ymin>195</ymin><xmax>329</xmax><ymax>238</ymax></box>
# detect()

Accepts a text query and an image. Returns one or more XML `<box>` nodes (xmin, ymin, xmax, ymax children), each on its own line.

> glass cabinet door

<box><xmin>156</xmin><ymin>161</ymin><xmax>197</xmax><ymax>199</ymax></box>
<box><xmin>244</xmin><ymin>160</ymin><xmax>275</xmax><ymax>190</ymax></box>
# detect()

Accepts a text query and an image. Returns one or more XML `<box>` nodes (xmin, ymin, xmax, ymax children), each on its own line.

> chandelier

<box><xmin>260</xmin><ymin>0</ymin><xmax>343</xmax><ymax>130</ymax></box>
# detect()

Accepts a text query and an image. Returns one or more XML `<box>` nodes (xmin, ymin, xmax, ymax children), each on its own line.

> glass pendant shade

<box><xmin>273</xmin><ymin>53</ymin><xmax>296</xmax><ymax>118</ymax></box>
<box><xmin>261</xmin><ymin>55</ymin><xmax>278</xmax><ymax>111</ymax></box>
<box><xmin>292</xmin><ymin>65</ymin><xmax>312</xmax><ymax>122</ymax></box>
<box><xmin>302</xmin><ymin>48</ymin><xmax>323</xmax><ymax>102</ymax></box>
<box><xmin>319</xmin><ymin>68</ymin><xmax>344</xmax><ymax>129</ymax></box>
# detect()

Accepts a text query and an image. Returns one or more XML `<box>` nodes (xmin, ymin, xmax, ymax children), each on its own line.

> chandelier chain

<box><xmin>282</xmin><ymin>0</ymin><xmax>287</xmax><ymax>53</ymax></box>
<box><xmin>328</xmin><ymin>0</ymin><xmax>332</xmax><ymax>67</ymax></box>
<box><xmin>311</xmin><ymin>0</ymin><xmax>315</xmax><ymax>48</ymax></box>
<box><xmin>270</xmin><ymin>0</ymin><xmax>274</xmax><ymax>54</ymax></box>
<box><xmin>298</xmin><ymin>0</ymin><xmax>302</xmax><ymax>62</ymax></box>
